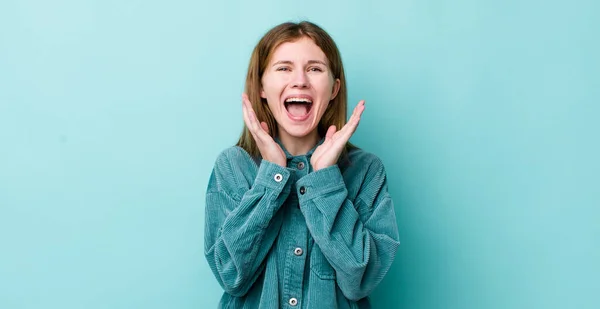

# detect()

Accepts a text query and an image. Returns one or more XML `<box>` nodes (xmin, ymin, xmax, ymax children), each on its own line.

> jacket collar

<box><xmin>274</xmin><ymin>136</ymin><xmax>325</xmax><ymax>159</ymax></box>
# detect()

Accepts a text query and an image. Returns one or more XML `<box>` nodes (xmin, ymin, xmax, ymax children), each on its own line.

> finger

<box><xmin>242</xmin><ymin>93</ymin><xmax>252</xmax><ymax>112</ymax></box>
<box><xmin>242</xmin><ymin>94</ymin><xmax>260</xmax><ymax>131</ymax></box>
<box><xmin>340</xmin><ymin>100</ymin><xmax>364</xmax><ymax>134</ymax></box>
<box><xmin>350</xmin><ymin>100</ymin><xmax>365</xmax><ymax>127</ymax></box>
<box><xmin>260</xmin><ymin>121</ymin><xmax>270</xmax><ymax>134</ymax></box>
<box><xmin>351</xmin><ymin>100</ymin><xmax>365</xmax><ymax>122</ymax></box>
<box><xmin>242</xmin><ymin>96</ymin><xmax>253</xmax><ymax>130</ymax></box>
<box><xmin>325</xmin><ymin>125</ymin><xmax>336</xmax><ymax>141</ymax></box>
<box><xmin>249</xmin><ymin>109</ymin><xmax>266</xmax><ymax>136</ymax></box>
<box><xmin>242</xmin><ymin>96</ymin><xmax>258</xmax><ymax>134</ymax></box>
<box><xmin>243</xmin><ymin>95</ymin><xmax>272</xmax><ymax>141</ymax></box>
<box><xmin>338</xmin><ymin>100</ymin><xmax>365</xmax><ymax>140</ymax></box>
<box><xmin>242</xmin><ymin>96</ymin><xmax>266</xmax><ymax>144</ymax></box>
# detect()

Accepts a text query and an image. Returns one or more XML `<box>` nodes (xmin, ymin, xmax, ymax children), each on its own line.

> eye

<box><xmin>309</xmin><ymin>67</ymin><xmax>323</xmax><ymax>72</ymax></box>
<box><xmin>276</xmin><ymin>67</ymin><xmax>291</xmax><ymax>72</ymax></box>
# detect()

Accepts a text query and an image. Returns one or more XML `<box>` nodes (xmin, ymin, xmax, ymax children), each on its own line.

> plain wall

<box><xmin>1</xmin><ymin>0</ymin><xmax>598</xmax><ymax>308</ymax></box>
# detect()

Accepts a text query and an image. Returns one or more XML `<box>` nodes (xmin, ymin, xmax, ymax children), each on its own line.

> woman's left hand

<box><xmin>311</xmin><ymin>100</ymin><xmax>365</xmax><ymax>171</ymax></box>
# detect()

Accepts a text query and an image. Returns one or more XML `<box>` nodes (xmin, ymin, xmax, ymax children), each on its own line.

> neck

<box><xmin>278</xmin><ymin>129</ymin><xmax>320</xmax><ymax>156</ymax></box>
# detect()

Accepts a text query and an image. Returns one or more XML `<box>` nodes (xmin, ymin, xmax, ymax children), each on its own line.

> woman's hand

<box><xmin>311</xmin><ymin>100</ymin><xmax>365</xmax><ymax>171</ymax></box>
<box><xmin>242</xmin><ymin>93</ymin><xmax>287</xmax><ymax>167</ymax></box>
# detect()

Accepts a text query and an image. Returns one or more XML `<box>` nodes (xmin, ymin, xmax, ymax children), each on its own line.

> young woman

<box><xmin>204</xmin><ymin>21</ymin><xmax>400</xmax><ymax>308</ymax></box>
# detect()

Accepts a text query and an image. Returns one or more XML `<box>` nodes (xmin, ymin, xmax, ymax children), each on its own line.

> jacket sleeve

<box><xmin>296</xmin><ymin>156</ymin><xmax>400</xmax><ymax>301</ymax></box>
<box><xmin>204</xmin><ymin>148</ymin><xmax>293</xmax><ymax>297</ymax></box>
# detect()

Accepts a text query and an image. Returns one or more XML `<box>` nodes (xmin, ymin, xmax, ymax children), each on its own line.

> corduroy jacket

<box><xmin>204</xmin><ymin>139</ymin><xmax>400</xmax><ymax>308</ymax></box>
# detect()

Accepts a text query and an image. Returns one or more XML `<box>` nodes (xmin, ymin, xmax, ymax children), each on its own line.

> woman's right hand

<box><xmin>242</xmin><ymin>94</ymin><xmax>287</xmax><ymax>167</ymax></box>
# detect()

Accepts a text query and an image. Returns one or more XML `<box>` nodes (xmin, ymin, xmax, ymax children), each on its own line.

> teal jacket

<box><xmin>204</xmin><ymin>140</ymin><xmax>400</xmax><ymax>308</ymax></box>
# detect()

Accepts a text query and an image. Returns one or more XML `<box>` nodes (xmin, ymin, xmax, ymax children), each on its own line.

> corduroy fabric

<box><xmin>204</xmin><ymin>140</ymin><xmax>400</xmax><ymax>308</ymax></box>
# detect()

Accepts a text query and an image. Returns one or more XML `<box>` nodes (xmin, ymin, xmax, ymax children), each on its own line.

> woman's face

<box><xmin>261</xmin><ymin>37</ymin><xmax>340</xmax><ymax>140</ymax></box>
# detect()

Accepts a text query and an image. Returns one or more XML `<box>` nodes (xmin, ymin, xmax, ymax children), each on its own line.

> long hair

<box><xmin>237</xmin><ymin>21</ymin><xmax>355</xmax><ymax>158</ymax></box>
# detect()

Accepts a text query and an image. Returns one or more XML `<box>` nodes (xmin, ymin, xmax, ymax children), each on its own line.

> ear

<box><xmin>260</xmin><ymin>88</ymin><xmax>266</xmax><ymax>99</ymax></box>
<box><xmin>330</xmin><ymin>78</ymin><xmax>341</xmax><ymax>100</ymax></box>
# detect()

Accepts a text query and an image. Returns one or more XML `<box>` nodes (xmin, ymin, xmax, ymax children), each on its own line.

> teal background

<box><xmin>1</xmin><ymin>0</ymin><xmax>598</xmax><ymax>308</ymax></box>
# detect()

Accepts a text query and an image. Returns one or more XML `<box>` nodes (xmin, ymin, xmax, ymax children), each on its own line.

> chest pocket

<box><xmin>309</xmin><ymin>243</ymin><xmax>336</xmax><ymax>280</ymax></box>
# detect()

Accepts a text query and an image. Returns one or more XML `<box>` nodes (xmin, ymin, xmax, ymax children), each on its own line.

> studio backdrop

<box><xmin>1</xmin><ymin>0</ymin><xmax>598</xmax><ymax>308</ymax></box>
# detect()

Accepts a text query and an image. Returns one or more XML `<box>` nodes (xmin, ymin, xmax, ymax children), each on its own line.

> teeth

<box><xmin>285</xmin><ymin>97</ymin><xmax>312</xmax><ymax>103</ymax></box>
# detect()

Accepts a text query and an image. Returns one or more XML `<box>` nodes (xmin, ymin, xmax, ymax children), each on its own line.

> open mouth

<box><xmin>284</xmin><ymin>97</ymin><xmax>313</xmax><ymax>119</ymax></box>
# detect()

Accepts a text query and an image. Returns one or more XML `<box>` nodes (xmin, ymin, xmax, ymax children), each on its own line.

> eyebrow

<box><xmin>272</xmin><ymin>60</ymin><xmax>328</xmax><ymax>67</ymax></box>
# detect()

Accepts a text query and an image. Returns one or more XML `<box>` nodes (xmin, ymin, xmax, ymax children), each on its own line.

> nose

<box><xmin>292</xmin><ymin>70</ymin><xmax>309</xmax><ymax>89</ymax></box>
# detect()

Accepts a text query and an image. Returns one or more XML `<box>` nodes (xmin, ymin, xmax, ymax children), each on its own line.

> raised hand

<box><xmin>311</xmin><ymin>100</ymin><xmax>365</xmax><ymax>171</ymax></box>
<box><xmin>241</xmin><ymin>93</ymin><xmax>287</xmax><ymax>167</ymax></box>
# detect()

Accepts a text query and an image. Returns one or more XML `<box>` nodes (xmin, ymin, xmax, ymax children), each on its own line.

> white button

<box><xmin>274</xmin><ymin>173</ymin><xmax>283</xmax><ymax>182</ymax></box>
<box><xmin>289</xmin><ymin>298</ymin><xmax>298</xmax><ymax>306</ymax></box>
<box><xmin>294</xmin><ymin>248</ymin><xmax>303</xmax><ymax>256</ymax></box>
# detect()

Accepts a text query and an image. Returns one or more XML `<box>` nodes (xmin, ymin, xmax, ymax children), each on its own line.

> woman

<box><xmin>204</xmin><ymin>21</ymin><xmax>400</xmax><ymax>308</ymax></box>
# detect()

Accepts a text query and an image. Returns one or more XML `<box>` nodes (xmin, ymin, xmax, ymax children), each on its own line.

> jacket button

<box><xmin>294</xmin><ymin>247</ymin><xmax>303</xmax><ymax>256</ymax></box>
<box><xmin>274</xmin><ymin>173</ymin><xmax>283</xmax><ymax>182</ymax></box>
<box><xmin>289</xmin><ymin>298</ymin><xmax>298</xmax><ymax>306</ymax></box>
<box><xmin>297</xmin><ymin>161</ymin><xmax>305</xmax><ymax>170</ymax></box>
<box><xmin>299</xmin><ymin>186</ymin><xmax>306</xmax><ymax>195</ymax></box>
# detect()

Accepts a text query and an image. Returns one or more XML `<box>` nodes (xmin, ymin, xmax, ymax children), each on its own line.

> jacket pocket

<box><xmin>309</xmin><ymin>244</ymin><xmax>336</xmax><ymax>280</ymax></box>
